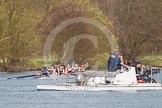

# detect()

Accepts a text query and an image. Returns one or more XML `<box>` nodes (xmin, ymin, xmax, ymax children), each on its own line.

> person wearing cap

<box><xmin>135</xmin><ymin>61</ymin><xmax>142</xmax><ymax>75</ymax></box>
<box><xmin>107</xmin><ymin>52</ymin><xmax>117</xmax><ymax>72</ymax></box>
<box><xmin>135</xmin><ymin>61</ymin><xmax>148</xmax><ymax>83</ymax></box>
<box><xmin>107</xmin><ymin>52</ymin><xmax>127</xmax><ymax>72</ymax></box>
<box><xmin>41</xmin><ymin>66</ymin><xmax>49</xmax><ymax>76</ymax></box>
<box><xmin>70</xmin><ymin>63</ymin><xmax>79</xmax><ymax>75</ymax></box>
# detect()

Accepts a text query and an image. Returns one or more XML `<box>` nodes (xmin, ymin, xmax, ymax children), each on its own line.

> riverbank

<box><xmin>137</xmin><ymin>55</ymin><xmax>162</xmax><ymax>67</ymax></box>
<box><xmin>0</xmin><ymin>64</ymin><xmax>41</xmax><ymax>72</ymax></box>
<box><xmin>0</xmin><ymin>55</ymin><xmax>162</xmax><ymax>72</ymax></box>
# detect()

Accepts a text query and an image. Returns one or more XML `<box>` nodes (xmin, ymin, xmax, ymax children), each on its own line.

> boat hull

<box><xmin>37</xmin><ymin>83</ymin><xmax>162</xmax><ymax>91</ymax></box>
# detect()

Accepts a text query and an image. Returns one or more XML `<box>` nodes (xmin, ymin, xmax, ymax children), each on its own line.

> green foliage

<box><xmin>136</xmin><ymin>56</ymin><xmax>162</xmax><ymax>67</ymax></box>
<box><xmin>0</xmin><ymin>0</ymin><xmax>47</xmax><ymax>71</ymax></box>
<box><xmin>0</xmin><ymin>0</ymin><xmax>45</xmax><ymax>64</ymax></box>
<box><xmin>0</xmin><ymin>0</ymin><xmax>162</xmax><ymax>71</ymax></box>
<box><xmin>40</xmin><ymin>0</ymin><xmax>112</xmax><ymax>64</ymax></box>
<box><xmin>95</xmin><ymin>53</ymin><xmax>109</xmax><ymax>69</ymax></box>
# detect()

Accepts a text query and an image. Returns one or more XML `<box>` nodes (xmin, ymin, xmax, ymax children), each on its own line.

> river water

<box><xmin>1</xmin><ymin>71</ymin><xmax>162</xmax><ymax>108</ymax></box>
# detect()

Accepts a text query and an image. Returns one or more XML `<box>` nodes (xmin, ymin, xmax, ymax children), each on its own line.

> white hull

<box><xmin>37</xmin><ymin>67</ymin><xmax>162</xmax><ymax>91</ymax></box>
<box><xmin>37</xmin><ymin>83</ymin><xmax>162</xmax><ymax>91</ymax></box>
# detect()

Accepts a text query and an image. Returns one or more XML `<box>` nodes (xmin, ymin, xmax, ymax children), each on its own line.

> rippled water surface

<box><xmin>1</xmin><ymin>71</ymin><xmax>162</xmax><ymax>108</ymax></box>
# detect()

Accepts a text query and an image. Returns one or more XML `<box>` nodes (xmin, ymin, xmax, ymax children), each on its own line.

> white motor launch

<box><xmin>36</xmin><ymin>67</ymin><xmax>162</xmax><ymax>91</ymax></box>
<box><xmin>113</xmin><ymin>67</ymin><xmax>137</xmax><ymax>85</ymax></box>
<box><xmin>86</xmin><ymin>67</ymin><xmax>137</xmax><ymax>85</ymax></box>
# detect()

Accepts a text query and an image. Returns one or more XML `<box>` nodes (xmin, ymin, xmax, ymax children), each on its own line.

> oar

<box><xmin>7</xmin><ymin>73</ymin><xmax>41</xmax><ymax>79</ymax></box>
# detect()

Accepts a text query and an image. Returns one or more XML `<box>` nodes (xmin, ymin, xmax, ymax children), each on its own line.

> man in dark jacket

<box><xmin>107</xmin><ymin>52</ymin><xmax>117</xmax><ymax>72</ymax></box>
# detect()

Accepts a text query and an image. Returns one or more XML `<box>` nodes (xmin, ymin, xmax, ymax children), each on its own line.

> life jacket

<box><xmin>116</xmin><ymin>58</ymin><xmax>121</xmax><ymax>70</ymax></box>
<box><xmin>135</xmin><ymin>67</ymin><xmax>141</xmax><ymax>74</ymax></box>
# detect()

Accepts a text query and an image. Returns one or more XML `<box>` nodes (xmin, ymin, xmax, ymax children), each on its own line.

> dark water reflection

<box><xmin>0</xmin><ymin>71</ymin><xmax>162</xmax><ymax>108</ymax></box>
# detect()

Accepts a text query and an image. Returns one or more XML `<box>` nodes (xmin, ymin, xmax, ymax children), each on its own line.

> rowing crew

<box><xmin>41</xmin><ymin>63</ymin><xmax>88</xmax><ymax>76</ymax></box>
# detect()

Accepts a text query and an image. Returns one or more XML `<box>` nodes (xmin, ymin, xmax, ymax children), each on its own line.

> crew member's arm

<box><xmin>120</xmin><ymin>56</ymin><xmax>128</xmax><ymax>68</ymax></box>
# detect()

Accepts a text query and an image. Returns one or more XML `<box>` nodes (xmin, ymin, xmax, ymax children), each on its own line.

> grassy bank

<box><xmin>1</xmin><ymin>55</ymin><xmax>162</xmax><ymax>72</ymax></box>
<box><xmin>136</xmin><ymin>55</ymin><xmax>162</xmax><ymax>67</ymax></box>
<box><xmin>91</xmin><ymin>55</ymin><xmax>162</xmax><ymax>69</ymax></box>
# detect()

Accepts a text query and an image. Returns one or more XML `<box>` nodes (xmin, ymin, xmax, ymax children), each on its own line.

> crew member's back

<box><xmin>107</xmin><ymin>52</ymin><xmax>118</xmax><ymax>72</ymax></box>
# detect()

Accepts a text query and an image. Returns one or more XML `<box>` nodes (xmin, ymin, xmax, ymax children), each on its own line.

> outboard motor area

<box><xmin>75</xmin><ymin>74</ymin><xmax>90</xmax><ymax>86</ymax></box>
<box><xmin>113</xmin><ymin>67</ymin><xmax>137</xmax><ymax>85</ymax></box>
<box><xmin>76</xmin><ymin>73</ymin><xmax>106</xmax><ymax>86</ymax></box>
